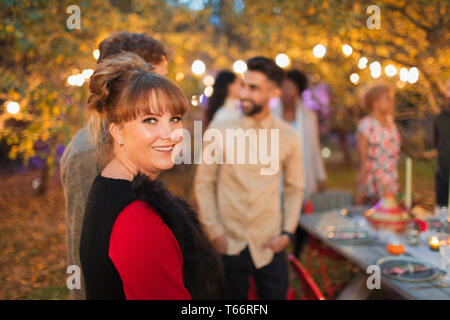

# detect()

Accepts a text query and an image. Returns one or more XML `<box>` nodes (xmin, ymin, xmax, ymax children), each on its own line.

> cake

<box><xmin>365</xmin><ymin>194</ymin><xmax>411</xmax><ymax>232</ymax></box>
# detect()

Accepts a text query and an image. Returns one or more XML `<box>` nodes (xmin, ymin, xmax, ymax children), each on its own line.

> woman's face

<box><xmin>227</xmin><ymin>77</ymin><xmax>242</xmax><ymax>100</ymax></box>
<box><xmin>115</xmin><ymin>111</ymin><xmax>183</xmax><ymax>177</ymax></box>
<box><xmin>373</xmin><ymin>91</ymin><xmax>395</xmax><ymax>115</ymax></box>
<box><xmin>281</xmin><ymin>79</ymin><xmax>300</xmax><ymax>105</ymax></box>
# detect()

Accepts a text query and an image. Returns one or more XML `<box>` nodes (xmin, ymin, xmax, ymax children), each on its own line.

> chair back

<box><xmin>310</xmin><ymin>190</ymin><xmax>354</xmax><ymax>213</ymax></box>
<box><xmin>288</xmin><ymin>254</ymin><xmax>326</xmax><ymax>300</ymax></box>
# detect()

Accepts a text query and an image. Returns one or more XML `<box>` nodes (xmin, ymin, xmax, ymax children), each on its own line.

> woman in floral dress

<box><xmin>356</xmin><ymin>84</ymin><xmax>401</xmax><ymax>205</ymax></box>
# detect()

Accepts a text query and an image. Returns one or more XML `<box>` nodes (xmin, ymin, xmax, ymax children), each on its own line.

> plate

<box><xmin>376</xmin><ymin>256</ymin><xmax>441</xmax><ymax>282</ymax></box>
<box><xmin>425</xmin><ymin>218</ymin><xmax>448</xmax><ymax>232</ymax></box>
<box><xmin>339</xmin><ymin>206</ymin><xmax>371</xmax><ymax>218</ymax></box>
<box><xmin>327</xmin><ymin>226</ymin><xmax>376</xmax><ymax>245</ymax></box>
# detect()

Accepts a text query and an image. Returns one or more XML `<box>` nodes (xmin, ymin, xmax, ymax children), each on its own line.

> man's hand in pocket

<box><xmin>212</xmin><ymin>234</ymin><xmax>228</xmax><ymax>255</ymax></box>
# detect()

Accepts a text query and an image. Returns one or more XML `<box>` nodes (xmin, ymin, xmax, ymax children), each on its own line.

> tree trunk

<box><xmin>36</xmin><ymin>163</ymin><xmax>49</xmax><ymax>196</ymax></box>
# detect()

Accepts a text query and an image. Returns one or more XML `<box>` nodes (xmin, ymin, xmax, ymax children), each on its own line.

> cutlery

<box><xmin>410</xmin><ymin>283</ymin><xmax>450</xmax><ymax>290</ymax></box>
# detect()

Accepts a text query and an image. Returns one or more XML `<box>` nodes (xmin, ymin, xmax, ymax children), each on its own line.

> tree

<box><xmin>1</xmin><ymin>0</ymin><xmax>448</xmax><ymax>192</ymax></box>
<box><xmin>0</xmin><ymin>0</ymin><xmax>213</xmax><ymax>193</ymax></box>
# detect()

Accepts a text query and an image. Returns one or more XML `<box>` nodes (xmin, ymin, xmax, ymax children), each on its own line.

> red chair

<box><xmin>302</xmin><ymin>196</ymin><xmax>351</xmax><ymax>299</ymax></box>
<box><xmin>248</xmin><ymin>277</ymin><xmax>258</xmax><ymax>300</ymax></box>
<box><xmin>305</xmin><ymin>236</ymin><xmax>341</xmax><ymax>298</ymax></box>
<box><xmin>288</xmin><ymin>254</ymin><xmax>326</xmax><ymax>300</ymax></box>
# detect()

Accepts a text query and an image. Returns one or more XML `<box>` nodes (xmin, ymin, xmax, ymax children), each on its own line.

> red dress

<box><xmin>108</xmin><ymin>200</ymin><xmax>192</xmax><ymax>300</ymax></box>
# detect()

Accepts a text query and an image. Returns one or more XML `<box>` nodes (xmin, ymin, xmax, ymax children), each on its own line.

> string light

<box><xmin>321</xmin><ymin>147</ymin><xmax>331</xmax><ymax>158</ymax></box>
<box><xmin>191</xmin><ymin>95</ymin><xmax>200</xmax><ymax>107</ymax></box>
<box><xmin>203</xmin><ymin>75</ymin><xmax>215</xmax><ymax>86</ymax></box>
<box><xmin>6</xmin><ymin>101</ymin><xmax>20</xmax><ymax>114</ymax></box>
<box><xmin>385</xmin><ymin>65</ymin><xmax>397</xmax><ymax>77</ymax></box>
<box><xmin>370</xmin><ymin>61</ymin><xmax>381</xmax><ymax>78</ymax></box>
<box><xmin>191</xmin><ymin>60</ymin><xmax>206</xmax><ymax>76</ymax></box>
<box><xmin>275</xmin><ymin>53</ymin><xmax>290</xmax><ymax>68</ymax></box>
<box><xmin>93</xmin><ymin>49</ymin><xmax>100</xmax><ymax>60</ymax></box>
<box><xmin>233</xmin><ymin>60</ymin><xmax>247</xmax><ymax>74</ymax></box>
<box><xmin>313</xmin><ymin>44</ymin><xmax>326</xmax><ymax>58</ymax></box>
<box><xmin>67</xmin><ymin>74</ymin><xmax>85</xmax><ymax>86</ymax></box>
<box><xmin>407</xmin><ymin>67</ymin><xmax>419</xmax><ymax>84</ymax></box>
<box><xmin>204</xmin><ymin>86</ymin><xmax>214</xmax><ymax>97</ymax></box>
<box><xmin>176</xmin><ymin>72</ymin><xmax>185</xmax><ymax>81</ymax></box>
<box><xmin>342</xmin><ymin>44</ymin><xmax>353</xmax><ymax>56</ymax></box>
<box><xmin>82</xmin><ymin>69</ymin><xmax>94</xmax><ymax>79</ymax></box>
<box><xmin>399</xmin><ymin>68</ymin><xmax>409</xmax><ymax>82</ymax></box>
<box><xmin>358</xmin><ymin>57</ymin><xmax>368</xmax><ymax>69</ymax></box>
<box><xmin>350</xmin><ymin>73</ymin><xmax>360</xmax><ymax>84</ymax></box>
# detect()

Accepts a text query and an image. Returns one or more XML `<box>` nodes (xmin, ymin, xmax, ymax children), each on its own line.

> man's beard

<box><xmin>241</xmin><ymin>100</ymin><xmax>264</xmax><ymax>116</ymax></box>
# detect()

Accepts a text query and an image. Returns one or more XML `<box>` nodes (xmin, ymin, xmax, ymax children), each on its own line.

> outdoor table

<box><xmin>298</xmin><ymin>210</ymin><xmax>450</xmax><ymax>300</ymax></box>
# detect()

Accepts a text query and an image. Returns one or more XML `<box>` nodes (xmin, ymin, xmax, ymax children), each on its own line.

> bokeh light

<box><xmin>82</xmin><ymin>69</ymin><xmax>94</xmax><ymax>79</ymax></box>
<box><xmin>191</xmin><ymin>60</ymin><xmax>206</xmax><ymax>76</ymax></box>
<box><xmin>350</xmin><ymin>73</ymin><xmax>360</xmax><ymax>84</ymax></box>
<box><xmin>385</xmin><ymin>64</ymin><xmax>397</xmax><ymax>77</ymax></box>
<box><xmin>203</xmin><ymin>75</ymin><xmax>215</xmax><ymax>86</ymax></box>
<box><xmin>204</xmin><ymin>86</ymin><xmax>214</xmax><ymax>97</ymax></box>
<box><xmin>67</xmin><ymin>74</ymin><xmax>85</xmax><ymax>87</ymax></box>
<box><xmin>313</xmin><ymin>44</ymin><xmax>326</xmax><ymax>58</ymax></box>
<box><xmin>399</xmin><ymin>68</ymin><xmax>409</xmax><ymax>82</ymax></box>
<box><xmin>233</xmin><ymin>60</ymin><xmax>247</xmax><ymax>74</ymax></box>
<box><xmin>358</xmin><ymin>57</ymin><xmax>368</xmax><ymax>69</ymax></box>
<box><xmin>191</xmin><ymin>95</ymin><xmax>200</xmax><ymax>106</ymax></box>
<box><xmin>407</xmin><ymin>67</ymin><xmax>419</xmax><ymax>84</ymax></box>
<box><xmin>93</xmin><ymin>49</ymin><xmax>100</xmax><ymax>60</ymax></box>
<box><xmin>370</xmin><ymin>61</ymin><xmax>381</xmax><ymax>78</ymax></box>
<box><xmin>321</xmin><ymin>147</ymin><xmax>331</xmax><ymax>158</ymax></box>
<box><xmin>6</xmin><ymin>101</ymin><xmax>20</xmax><ymax>114</ymax></box>
<box><xmin>275</xmin><ymin>53</ymin><xmax>290</xmax><ymax>68</ymax></box>
<box><xmin>342</xmin><ymin>44</ymin><xmax>353</xmax><ymax>56</ymax></box>
<box><xmin>176</xmin><ymin>72</ymin><xmax>185</xmax><ymax>81</ymax></box>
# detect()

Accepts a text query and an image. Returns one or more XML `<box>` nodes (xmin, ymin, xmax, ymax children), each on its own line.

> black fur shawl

<box><xmin>131</xmin><ymin>173</ymin><xmax>225</xmax><ymax>300</ymax></box>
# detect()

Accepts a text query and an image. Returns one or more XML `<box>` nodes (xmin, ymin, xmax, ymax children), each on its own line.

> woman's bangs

<box><xmin>121</xmin><ymin>80</ymin><xmax>187</xmax><ymax>121</ymax></box>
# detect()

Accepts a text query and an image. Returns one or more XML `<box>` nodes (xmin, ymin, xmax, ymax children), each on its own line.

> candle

<box><xmin>405</xmin><ymin>157</ymin><xmax>412</xmax><ymax>211</ymax></box>
<box><xmin>429</xmin><ymin>236</ymin><xmax>440</xmax><ymax>251</ymax></box>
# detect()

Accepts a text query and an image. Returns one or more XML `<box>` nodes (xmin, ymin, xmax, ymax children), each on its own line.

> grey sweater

<box><xmin>60</xmin><ymin>126</ymin><xmax>103</xmax><ymax>300</ymax></box>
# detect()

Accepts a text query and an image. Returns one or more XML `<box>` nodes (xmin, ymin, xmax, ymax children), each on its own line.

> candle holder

<box><xmin>429</xmin><ymin>236</ymin><xmax>440</xmax><ymax>251</ymax></box>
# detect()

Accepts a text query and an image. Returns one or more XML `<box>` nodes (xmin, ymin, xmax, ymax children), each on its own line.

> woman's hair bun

<box><xmin>87</xmin><ymin>51</ymin><xmax>154</xmax><ymax>115</ymax></box>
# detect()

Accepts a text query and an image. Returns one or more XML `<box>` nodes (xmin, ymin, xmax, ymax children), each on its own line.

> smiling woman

<box><xmin>79</xmin><ymin>52</ymin><xmax>225</xmax><ymax>300</ymax></box>
<box><xmin>87</xmin><ymin>51</ymin><xmax>187</xmax><ymax>178</ymax></box>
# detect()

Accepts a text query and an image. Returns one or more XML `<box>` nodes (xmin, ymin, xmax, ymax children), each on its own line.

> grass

<box><xmin>0</xmin><ymin>171</ymin><xmax>69</xmax><ymax>299</ymax></box>
<box><xmin>0</xmin><ymin>146</ymin><xmax>437</xmax><ymax>299</ymax></box>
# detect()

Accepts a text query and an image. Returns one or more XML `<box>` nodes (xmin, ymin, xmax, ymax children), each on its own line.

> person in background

<box><xmin>204</xmin><ymin>70</ymin><xmax>242</xmax><ymax>127</ymax></box>
<box><xmin>356</xmin><ymin>84</ymin><xmax>401</xmax><ymax>205</ymax></box>
<box><xmin>274</xmin><ymin>69</ymin><xmax>327</xmax><ymax>195</ymax></box>
<box><xmin>272</xmin><ymin>69</ymin><xmax>327</xmax><ymax>258</ymax></box>
<box><xmin>433</xmin><ymin>78</ymin><xmax>450</xmax><ymax>208</ymax></box>
<box><xmin>60</xmin><ymin>32</ymin><xmax>168</xmax><ymax>300</ymax></box>
<box><xmin>194</xmin><ymin>57</ymin><xmax>304</xmax><ymax>300</ymax></box>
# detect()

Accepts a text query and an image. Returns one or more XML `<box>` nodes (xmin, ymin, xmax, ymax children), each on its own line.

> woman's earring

<box><xmin>118</xmin><ymin>140</ymin><xmax>123</xmax><ymax>146</ymax></box>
